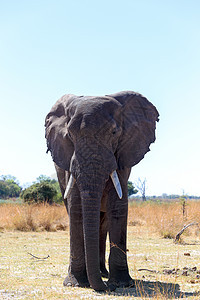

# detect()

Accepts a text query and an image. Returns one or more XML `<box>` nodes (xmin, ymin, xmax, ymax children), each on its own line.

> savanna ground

<box><xmin>0</xmin><ymin>201</ymin><xmax>200</xmax><ymax>299</ymax></box>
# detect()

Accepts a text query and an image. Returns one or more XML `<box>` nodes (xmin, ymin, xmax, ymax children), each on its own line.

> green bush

<box><xmin>36</xmin><ymin>175</ymin><xmax>63</xmax><ymax>203</ymax></box>
<box><xmin>52</xmin><ymin>181</ymin><xmax>63</xmax><ymax>203</ymax></box>
<box><xmin>21</xmin><ymin>182</ymin><xmax>57</xmax><ymax>204</ymax></box>
<box><xmin>20</xmin><ymin>175</ymin><xmax>63</xmax><ymax>204</ymax></box>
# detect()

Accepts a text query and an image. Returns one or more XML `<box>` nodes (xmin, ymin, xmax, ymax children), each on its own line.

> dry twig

<box><xmin>110</xmin><ymin>242</ymin><xmax>127</xmax><ymax>255</ymax></box>
<box><xmin>27</xmin><ymin>252</ymin><xmax>50</xmax><ymax>260</ymax></box>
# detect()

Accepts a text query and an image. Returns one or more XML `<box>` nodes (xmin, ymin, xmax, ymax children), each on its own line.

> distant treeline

<box><xmin>1</xmin><ymin>174</ymin><xmax>199</xmax><ymax>203</ymax></box>
<box><xmin>129</xmin><ymin>195</ymin><xmax>200</xmax><ymax>201</ymax></box>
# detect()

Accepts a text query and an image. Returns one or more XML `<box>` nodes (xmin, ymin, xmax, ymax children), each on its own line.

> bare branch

<box><xmin>27</xmin><ymin>252</ymin><xmax>50</xmax><ymax>260</ymax></box>
<box><xmin>135</xmin><ymin>177</ymin><xmax>147</xmax><ymax>201</ymax></box>
<box><xmin>174</xmin><ymin>222</ymin><xmax>199</xmax><ymax>243</ymax></box>
<box><xmin>138</xmin><ymin>268</ymin><xmax>158</xmax><ymax>273</ymax></box>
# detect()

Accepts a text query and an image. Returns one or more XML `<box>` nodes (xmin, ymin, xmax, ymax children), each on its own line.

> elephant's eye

<box><xmin>112</xmin><ymin>128</ymin><xmax>117</xmax><ymax>135</ymax></box>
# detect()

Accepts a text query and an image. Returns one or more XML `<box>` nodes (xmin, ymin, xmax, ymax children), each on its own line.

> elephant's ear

<box><xmin>108</xmin><ymin>91</ymin><xmax>159</xmax><ymax>169</ymax></box>
<box><xmin>45</xmin><ymin>95</ymin><xmax>75</xmax><ymax>171</ymax></box>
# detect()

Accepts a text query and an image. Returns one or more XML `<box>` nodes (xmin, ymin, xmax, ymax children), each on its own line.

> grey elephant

<box><xmin>45</xmin><ymin>91</ymin><xmax>159</xmax><ymax>291</ymax></box>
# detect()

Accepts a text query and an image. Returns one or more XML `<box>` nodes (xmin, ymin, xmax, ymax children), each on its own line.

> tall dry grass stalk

<box><xmin>0</xmin><ymin>203</ymin><xmax>68</xmax><ymax>231</ymax></box>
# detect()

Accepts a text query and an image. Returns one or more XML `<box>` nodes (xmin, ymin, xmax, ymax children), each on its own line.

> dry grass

<box><xmin>128</xmin><ymin>200</ymin><xmax>200</xmax><ymax>239</ymax></box>
<box><xmin>0</xmin><ymin>200</ymin><xmax>200</xmax><ymax>240</ymax></box>
<box><xmin>1</xmin><ymin>200</ymin><xmax>200</xmax><ymax>299</ymax></box>
<box><xmin>0</xmin><ymin>203</ymin><xmax>68</xmax><ymax>232</ymax></box>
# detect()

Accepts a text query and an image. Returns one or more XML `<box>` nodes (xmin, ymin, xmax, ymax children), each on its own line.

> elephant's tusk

<box><xmin>110</xmin><ymin>171</ymin><xmax>123</xmax><ymax>199</ymax></box>
<box><xmin>64</xmin><ymin>174</ymin><xmax>76</xmax><ymax>199</ymax></box>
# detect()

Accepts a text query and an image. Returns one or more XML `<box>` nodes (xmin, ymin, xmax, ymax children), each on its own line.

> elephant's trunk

<box><xmin>80</xmin><ymin>186</ymin><xmax>107</xmax><ymax>290</ymax></box>
<box><xmin>70</xmin><ymin>145</ymin><xmax>117</xmax><ymax>290</ymax></box>
<box><xmin>65</xmin><ymin>170</ymin><xmax>122</xmax><ymax>290</ymax></box>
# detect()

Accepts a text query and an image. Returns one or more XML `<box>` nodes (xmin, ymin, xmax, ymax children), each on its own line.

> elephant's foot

<box><xmin>108</xmin><ymin>272</ymin><xmax>134</xmax><ymax>289</ymax></box>
<box><xmin>63</xmin><ymin>272</ymin><xmax>90</xmax><ymax>288</ymax></box>
<box><xmin>100</xmin><ymin>265</ymin><xmax>109</xmax><ymax>278</ymax></box>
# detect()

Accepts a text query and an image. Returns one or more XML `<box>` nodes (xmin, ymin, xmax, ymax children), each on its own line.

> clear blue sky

<box><xmin>0</xmin><ymin>0</ymin><xmax>200</xmax><ymax>196</ymax></box>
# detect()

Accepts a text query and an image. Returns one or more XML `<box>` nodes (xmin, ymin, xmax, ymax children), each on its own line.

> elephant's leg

<box><xmin>55</xmin><ymin>165</ymin><xmax>89</xmax><ymax>287</ymax></box>
<box><xmin>107</xmin><ymin>168</ymin><xmax>134</xmax><ymax>288</ymax></box>
<box><xmin>64</xmin><ymin>183</ymin><xmax>89</xmax><ymax>287</ymax></box>
<box><xmin>99</xmin><ymin>211</ymin><xmax>109</xmax><ymax>278</ymax></box>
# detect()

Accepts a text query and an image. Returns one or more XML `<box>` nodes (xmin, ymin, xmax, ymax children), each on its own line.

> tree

<box><xmin>36</xmin><ymin>175</ymin><xmax>62</xmax><ymax>203</ymax></box>
<box><xmin>0</xmin><ymin>175</ymin><xmax>22</xmax><ymax>199</ymax></box>
<box><xmin>21</xmin><ymin>175</ymin><xmax>62</xmax><ymax>204</ymax></box>
<box><xmin>21</xmin><ymin>182</ymin><xmax>57</xmax><ymax>204</ymax></box>
<box><xmin>36</xmin><ymin>175</ymin><xmax>56</xmax><ymax>184</ymax></box>
<box><xmin>0</xmin><ymin>180</ymin><xmax>9</xmax><ymax>198</ymax></box>
<box><xmin>127</xmin><ymin>181</ymin><xmax>138</xmax><ymax>196</ymax></box>
<box><xmin>135</xmin><ymin>178</ymin><xmax>147</xmax><ymax>201</ymax></box>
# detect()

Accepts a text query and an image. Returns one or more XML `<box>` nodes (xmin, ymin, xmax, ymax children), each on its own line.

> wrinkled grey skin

<box><xmin>45</xmin><ymin>91</ymin><xmax>159</xmax><ymax>291</ymax></box>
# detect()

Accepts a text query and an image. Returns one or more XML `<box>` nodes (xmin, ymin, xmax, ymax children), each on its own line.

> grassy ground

<box><xmin>0</xmin><ymin>201</ymin><xmax>200</xmax><ymax>299</ymax></box>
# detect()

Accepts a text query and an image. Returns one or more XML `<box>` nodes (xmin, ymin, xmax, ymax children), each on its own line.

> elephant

<box><xmin>45</xmin><ymin>91</ymin><xmax>159</xmax><ymax>291</ymax></box>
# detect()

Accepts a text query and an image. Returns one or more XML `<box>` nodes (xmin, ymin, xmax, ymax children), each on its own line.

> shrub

<box><xmin>21</xmin><ymin>182</ymin><xmax>57</xmax><ymax>204</ymax></box>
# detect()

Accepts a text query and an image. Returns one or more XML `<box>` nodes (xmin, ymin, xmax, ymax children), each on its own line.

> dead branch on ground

<box><xmin>138</xmin><ymin>268</ymin><xmax>158</xmax><ymax>273</ymax></box>
<box><xmin>174</xmin><ymin>222</ymin><xmax>199</xmax><ymax>243</ymax></box>
<box><xmin>27</xmin><ymin>252</ymin><xmax>50</xmax><ymax>259</ymax></box>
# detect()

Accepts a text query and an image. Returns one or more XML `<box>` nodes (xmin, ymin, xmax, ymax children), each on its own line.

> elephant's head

<box><xmin>45</xmin><ymin>91</ymin><xmax>159</xmax><ymax>290</ymax></box>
